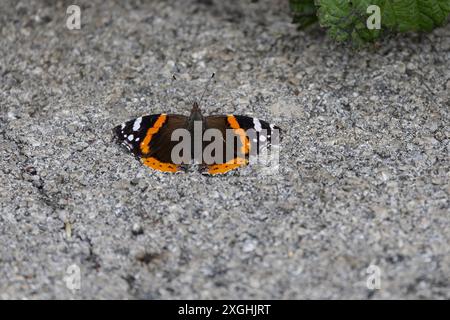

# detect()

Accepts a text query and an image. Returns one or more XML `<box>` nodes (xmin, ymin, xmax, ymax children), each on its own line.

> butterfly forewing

<box><xmin>114</xmin><ymin>114</ymin><xmax>188</xmax><ymax>168</ymax></box>
<box><xmin>202</xmin><ymin>115</ymin><xmax>281</xmax><ymax>174</ymax></box>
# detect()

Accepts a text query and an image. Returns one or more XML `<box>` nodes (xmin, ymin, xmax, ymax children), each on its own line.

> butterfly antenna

<box><xmin>164</xmin><ymin>74</ymin><xmax>176</xmax><ymax>103</ymax></box>
<box><xmin>198</xmin><ymin>72</ymin><xmax>215</xmax><ymax>107</ymax></box>
<box><xmin>171</xmin><ymin>73</ymin><xmax>195</xmax><ymax>106</ymax></box>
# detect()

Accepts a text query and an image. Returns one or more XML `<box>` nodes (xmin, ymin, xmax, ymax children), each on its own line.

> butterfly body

<box><xmin>114</xmin><ymin>102</ymin><xmax>280</xmax><ymax>175</ymax></box>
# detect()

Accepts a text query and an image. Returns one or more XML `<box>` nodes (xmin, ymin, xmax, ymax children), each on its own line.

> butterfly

<box><xmin>113</xmin><ymin>76</ymin><xmax>280</xmax><ymax>175</ymax></box>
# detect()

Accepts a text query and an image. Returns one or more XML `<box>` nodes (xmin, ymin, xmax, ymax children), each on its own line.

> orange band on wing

<box><xmin>207</xmin><ymin>157</ymin><xmax>248</xmax><ymax>175</ymax></box>
<box><xmin>142</xmin><ymin>157</ymin><xmax>178</xmax><ymax>173</ymax></box>
<box><xmin>226</xmin><ymin>115</ymin><xmax>250</xmax><ymax>155</ymax></box>
<box><xmin>140</xmin><ymin>114</ymin><xmax>167</xmax><ymax>154</ymax></box>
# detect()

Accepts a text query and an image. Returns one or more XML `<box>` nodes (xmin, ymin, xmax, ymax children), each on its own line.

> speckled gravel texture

<box><xmin>0</xmin><ymin>0</ymin><xmax>449</xmax><ymax>299</ymax></box>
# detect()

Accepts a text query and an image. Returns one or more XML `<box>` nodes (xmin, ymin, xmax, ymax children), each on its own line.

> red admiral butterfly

<box><xmin>113</xmin><ymin>75</ymin><xmax>280</xmax><ymax>175</ymax></box>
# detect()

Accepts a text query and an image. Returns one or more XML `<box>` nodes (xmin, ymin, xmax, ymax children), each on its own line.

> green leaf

<box><xmin>290</xmin><ymin>0</ymin><xmax>450</xmax><ymax>45</ymax></box>
<box><xmin>290</xmin><ymin>0</ymin><xmax>319</xmax><ymax>29</ymax></box>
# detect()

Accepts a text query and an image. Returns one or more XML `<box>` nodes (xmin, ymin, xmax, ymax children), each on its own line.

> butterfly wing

<box><xmin>114</xmin><ymin>114</ymin><xmax>188</xmax><ymax>173</ymax></box>
<box><xmin>203</xmin><ymin>115</ymin><xmax>281</xmax><ymax>175</ymax></box>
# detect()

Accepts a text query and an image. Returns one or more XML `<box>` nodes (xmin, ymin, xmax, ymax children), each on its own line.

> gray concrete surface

<box><xmin>0</xmin><ymin>0</ymin><xmax>449</xmax><ymax>299</ymax></box>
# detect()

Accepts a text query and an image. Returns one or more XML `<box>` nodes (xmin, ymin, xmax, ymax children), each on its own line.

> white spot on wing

<box><xmin>124</xmin><ymin>142</ymin><xmax>132</xmax><ymax>150</ymax></box>
<box><xmin>133</xmin><ymin>117</ymin><xmax>142</xmax><ymax>131</ymax></box>
<box><xmin>270</xmin><ymin>124</ymin><xmax>276</xmax><ymax>133</ymax></box>
<box><xmin>253</xmin><ymin>118</ymin><xmax>262</xmax><ymax>132</ymax></box>
<box><xmin>127</xmin><ymin>134</ymin><xmax>134</xmax><ymax>141</ymax></box>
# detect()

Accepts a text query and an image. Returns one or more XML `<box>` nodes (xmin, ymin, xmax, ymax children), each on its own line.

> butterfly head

<box><xmin>192</xmin><ymin>101</ymin><xmax>200</xmax><ymax>112</ymax></box>
<box><xmin>189</xmin><ymin>101</ymin><xmax>203</xmax><ymax>124</ymax></box>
